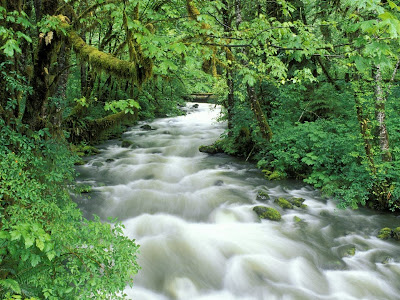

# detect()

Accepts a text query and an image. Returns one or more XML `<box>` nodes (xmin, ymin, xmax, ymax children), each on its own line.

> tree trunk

<box><xmin>222</xmin><ymin>0</ymin><xmax>234</xmax><ymax>130</ymax></box>
<box><xmin>22</xmin><ymin>0</ymin><xmax>60</xmax><ymax>129</ymax></box>
<box><xmin>235</xmin><ymin>0</ymin><xmax>272</xmax><ymax>141</ymax></box>
<box><xmin>374</xmin><ymin>64</ymin><xmax>392</xmax><ymax>162</ymax></box>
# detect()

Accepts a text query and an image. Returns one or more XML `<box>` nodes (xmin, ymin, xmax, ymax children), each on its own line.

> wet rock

<box><xmin>105</xmin><ymin>158</ymin><xmax>115</xmax><ymax>163</ymax></box>
<box><xmin>121</xmin><ymin>140</ymin><xmax>134</xmax><ymax>148</ymax></box>
<box><xmin>392</xmin><ymin>227</ymin><xmax>400</xmax><ymax>241</ymax></box>
<box><xmin>214</xmin><ymin>180</ymin><xmax>224</xmax><ymax>186</ymax></box>
<box><xmin>337</xmin><ymin>244</ymin><xmax>356</xmax><ymax>257</ymax></box>
<box><xmin>288</xmin><ymin>197</ymin><xmax>307</xmax><ymax>208</ymax></box>
<box><xmin>92</xmin><ymin>161</ymin><xmax>103</xmax><ymax>168</ymax></box>
<box><xmin>293</xmin><ymin>216</ymin><xmax>302</xmax><ymax>222</ymax></box>
<box><xmin>199</xmin><ymin>144</ymin><xmax>223</xmax><ymax>154</ymax></box>
<box><xmin>140</xmin><ymin>124</ymin><xmax>154</xmax><ymax>130</ymax></box>
<box><xmin>81</xmin><ymin>145</ymin><xmax>100</xmax><ymax>156</ymax></box>
<box><xmin>74</xmin><ymin>159</ymin><xmax>85</xmax><ymax>166</ymax></box>
<box><xmin>274</xmin><ymin>197</ymin><xmax>293</xmax><ymax>209</ymax></box>
<box><xmin>256</xmin><ymin>190</ymin><xmax>270</xmax><ymax>201</ymax></box>
<box><xmin>378</xmin><ymin>227</ymin><xmax>392</xmax><ymax>240</ymax></box>
<box><xmin>192</xmin><ymin>104</ymin><xmax>199</xmax><ymax>108</ymax></box>
<box><xmin>253</xmin><ymin>206</ymin><xmax>281</xmax><ymax>221</ymax></box>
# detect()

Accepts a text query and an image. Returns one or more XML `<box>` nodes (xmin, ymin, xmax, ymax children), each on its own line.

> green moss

<box><xmin>121</xmin><ymin>140</ymin><xmax>134</xmax><ymax>148</ymax></box>
<box><xmin>199</xmin><ymin>143</ymin><xmax>223</xmax><ymax>154</ymax></box>
<box><xmin>74</xmin><ymin>159</ymin><xmax>85</xmax><ymax>166</ymax></box>
<box><xmin>274</xmin><ymin>197</ymin><xmax>293</xmax><ymax>209</ymax></box>
<box><xmin>346</xmin><ymin>247</ymin><xmax>356</xmax><ymax>256</ymax></box>
<box><xmin>256</xmin><ymin>190</ymin><xmax>270</xmax><ymax>201</ymax></box>
<box><xmin>288</xmin><ymin>197</ymin><xmax>307</xmax><ymax>208</ymax></box>
<box><xmin>263</xmin><ymin>170</ymin><xmax>285</xmax><ymax>181</ymax></box>
<box><xmin>68</xmin><ymin>29</ymin><xmax>152</xmax><ymax>86</ymax></box>
<box><xmin>378</xmin><ymin>227</ymin><xmax>392</xmax><ymax>240</ymax></box>
<box><xmin>253</xmin><ymin>206</ymin><xmax>281</xmax><ymax>221</ymax></box>
<box><xmin>293</xmin><ymin>216</ymin><xmax>302</xmax><ymax>222</ymax></box>
<box><xmin>392</xmin><ymin>227</ymin><xmax>400</xmax><ymax>241</ymax></box>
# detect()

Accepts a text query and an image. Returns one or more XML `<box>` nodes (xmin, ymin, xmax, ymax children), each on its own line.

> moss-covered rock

<box><xmin>288</xmin><ymin>197</ymin><xmax>307</xmax><ymax>209</ymax></box>
<box><xmin>74</xmin><ymin>159</ymin><xmax>85</xmax><ymax>166</ymax></box>
<box><xmin>293</xmin><ymin>216</ymin><xmax>302</xmax><ymax>222</ymax></box>
<box><xmin>392</xmin><ymin>227</ymin><xmax>400</xmax><ymax>241</ymax></box>
<box><xmin>274</xmin><ymin>198</ymin><xmax>293</xmax><ymax>209</ymax></box>
<box><xmin>121</xmin><ymin>140</ymin><xmax>134</xmax><ymax>148</ymax></box>
<box><xmin>378</xmin><ymin>227</ymin><xmax>392</xmax><ymax>240</ymax></box>
<box><xmin>253</xmin><ymin>206</ymin><xmax>281</xmax><ymax>221</ymax></box>
<box><xmin>140</xmin><ymin>124</ymin><xmax>154</xmax><ymax>130</ymax></box>
<box><xmin>256</xmin><ymin>190</ymin><xmax>270</xmax><ymax>201</ymax></box>
<box><xmin>71</xmin><ymin>144</ymin><xmax>100</xmax><ymax>157</ymax></box>
<box><xmin>337</xmin><ymin>244</ymin><xmax>356</xmax><ymax>257</ymax></box>
<box><xmin>199</xmin><ymin>143</ymin><xmax>223</xmax><ymax>154</ymax></box>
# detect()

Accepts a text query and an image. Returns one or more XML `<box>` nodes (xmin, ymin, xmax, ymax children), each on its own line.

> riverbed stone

<box><xmin>288</xmin><ymin>197</ymin><xmax>307</xmax><ymax>208</ymax></box>
<box><xmin>256</xmin><ymin>190</ymin><xmax>270</xmax><ymax>201</ymax></box>
<box><xmin>140</xmin><ymin>124</ymin><xmax>154</xmax><ymax>130</ymax></box>
<box><xmin>275</xmin><ymin>197</ymin><xmax>293</xmax><ymax>209</ymax></box>
<box><xmin>253</xmin><ymin>206</ymin><xmax>281</xmax><ymax>221</ymax></box>
<box><xmin>293</xmin><ymin>216</ymin><xmax>302</xmax><ymax>222</ymax></box>
<box><xmin>392</xmin><ymin>227</ymin><xmax>400</xmax><ymax>241</ymax></box>
<box><xmin>377</xmin><ymin>227</ymin><xmax>392</xmax><ymax>240</ymax></box>
<box><xmin>121</xmin><ymin>140</ymin><xmax>134</xmax><ymax>148</ymax></box>
<box><xmin>199</xmin><ymin>143</ymin><xmax>223</xmax><ymax>154</ymax></box>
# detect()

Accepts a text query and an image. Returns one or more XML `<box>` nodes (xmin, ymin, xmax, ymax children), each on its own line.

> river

<box><xmin>75</xmin><ymin>103</ymin><xmax>400</xmax><ymax>300</ymax></box>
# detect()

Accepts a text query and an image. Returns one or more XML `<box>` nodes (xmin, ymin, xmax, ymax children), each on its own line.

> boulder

<box><xmin>274</xmin><ymin>197</ymin><xmax>293</xmax><ymax>209</ymax></box>
<box><xmin>392</xmin><ymin>227</ymin><xmax>400</xmax><ymax>241</ymax></box>
<box><xmin>199</xmin><ymin>144</ymin><xmax>222</xmax><ymax>154</ymax></box>
<box><xmin>253</xmin><ymin>206</ymin><xmax>281</xmax><ymax>221</ymax></box>
<box><xmin>377</xmin><ymin>227</ymin><xmax>392</xmax><ymax>240</ymax></box>
<box><xmin>140</xmin><ymin>124</ymin><xmax>154</xmax><ymax>130</ymax></box>
<box><xmin>256</xmin><ymin>190</ymin><xmax>270</xmax><ymax>201</ymax></box>
<box><xmin>121</xmin><ymin>140</ymin><xmax>134</xmax><ymax>148</ymax></box>
<box><xmin>293</xmin><ymin>216</ymin><xmax>302</xmax><ymax>223</ymax></box>
<box><xmin>289</xmin><ymin>197</ymin><xmax>307</xmax><ymax>208</ymax></box>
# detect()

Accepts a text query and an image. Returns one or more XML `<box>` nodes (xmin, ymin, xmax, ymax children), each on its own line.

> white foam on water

<box><xmin>75</xmin><ymin>103</ymin><xmax>400</xmax><ymax>300</ymax></box>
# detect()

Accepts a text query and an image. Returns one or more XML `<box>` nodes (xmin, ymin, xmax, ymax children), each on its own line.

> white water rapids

<box><xmin>75</xmin><ymin>103</ymin><xmax>400</xmax><ymax>300</ymax></box>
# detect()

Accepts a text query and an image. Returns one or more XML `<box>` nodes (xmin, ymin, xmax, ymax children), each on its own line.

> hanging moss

<box><xmin>67</xmin><ymin>19</ymin><xmax>152</xmax><ymax>87</ymax></box>
<box><xmin>69</xmin><ymin>31</ymin><xmax>137</xmax><ymax>79</ymax></box>
<box><xmin>186</xmin><ymin>0</ymin><xmax>201</xmax><ymax>20</ymax></box>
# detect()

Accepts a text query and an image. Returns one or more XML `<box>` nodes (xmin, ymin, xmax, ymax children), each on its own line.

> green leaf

<box><xmin>0</xmin><ymin>39</ymin><xmax>21</xmax><ymax>57</ymax></box>
<box><xmin>243</xmin><ymin>74</ymin><xmax>256</xmax><ymax>86</ymax></box>
<box><xmin>24</xmin><ymin>235</ymin><xmax>35</xmax><ymax>248</ymax></box>
<box><xmin>0</xmin><ymin>231</ymin><xmax>10</xmax><ymax>239</ymax></box>
<box><xmin>354</xmin><ymin>56</ymin><xmax>369</xmax><ymax>73</ymax></box>
<box><xmin>16</xmin><ymin>31</ymin><xmax>32</xmax><ymax>43</ymax></box>
<box><xmin>10</xmin><ymin>230</ymin><xmax>21</xmax><ymax>241</ymax></box>
<box><xmin>36</xmin><ymin>238</ymin><xmax>45</xmax><ymax>251</ymax></box>
<box><xmin>30</xmin><ymin>254</ymin><xmax>41</xmax><ymax>267</ymax></box>
<box><xmin>46</xmin><ymin>250</ymin><xmax>56</xmax><ymax>261</ymax></box>
<box><xmin>0</xmin><ymin>279</ymin><xmax>21</xmax><ymax>294</ymax></box>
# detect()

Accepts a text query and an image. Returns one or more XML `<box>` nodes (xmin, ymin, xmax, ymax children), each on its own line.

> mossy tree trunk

<box><xmin>235</xmin><ymin>0</ymin><xmax>272</xmax><ymax>141</ymax></box>
<box><xmin>222</xmin><ymin>0</ymin><xmax>235</xmax><ymax>130</ymax></box>
<box><xmin>22</xmin><ymin>0</ymin><xmax>61</xmax><ymax>130</ymax></box>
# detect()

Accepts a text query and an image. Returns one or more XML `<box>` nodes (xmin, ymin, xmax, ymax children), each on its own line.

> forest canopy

<box><xmin>1</xmin><ymin>0</ymin><xmax>400</xmax><ymax>298</ymax></box>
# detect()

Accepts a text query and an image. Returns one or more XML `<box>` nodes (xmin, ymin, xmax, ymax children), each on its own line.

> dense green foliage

<box><xmin>1</xmin><ymin>0</ymin><xmax>400</xmax><ymax>298</ymax></box>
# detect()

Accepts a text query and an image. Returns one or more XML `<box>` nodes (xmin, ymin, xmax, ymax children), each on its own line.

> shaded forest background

<box><xmin>1</xmin><ymin>0</ymin><xmax>400</xmax><ymax>298</ymax></box>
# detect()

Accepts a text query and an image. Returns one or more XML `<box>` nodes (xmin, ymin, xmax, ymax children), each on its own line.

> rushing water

<box><xmin>75</xmin><ymin>103</ymin><xmax>400</xmax><ymax>300</ymax></box>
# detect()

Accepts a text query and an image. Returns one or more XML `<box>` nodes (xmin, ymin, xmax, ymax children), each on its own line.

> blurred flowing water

<box><xmin>75</xmin><ymin>103</ymin><xmax>400</xmax><ymax>300</ymax></box>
